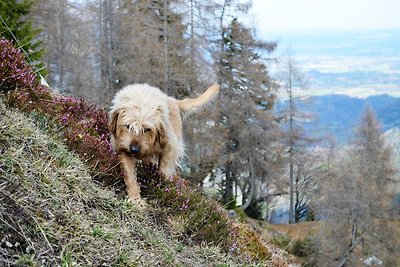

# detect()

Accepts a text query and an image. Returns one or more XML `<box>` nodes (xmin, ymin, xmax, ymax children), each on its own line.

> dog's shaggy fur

<box><xmin>109</xmin><ymin>84</ymin><xmax>219</xmax><ymax>201</ymax></box>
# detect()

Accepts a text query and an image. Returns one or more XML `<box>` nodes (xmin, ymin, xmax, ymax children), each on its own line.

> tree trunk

<box><xmin>288</xmin><ymin>68</ymin><xmax>294</xmax><ymax>224</ymax></box>
<box><xmin>337</xmin><ymin>222</ymin><xmax>358</xmax><ymax>267</ymax></box>
<box><xmin>163</xmin><ymin>0</ymin><xmax>169</xmax><ymax>93</ymax></box>
<box><xmin>99</xmin><ymin>0</ymin><xmax>114</xmax><ymax>95</ymax></box>
<box><xmin>223</xmin><ymin>161</ymin><xmax>234</xmax><ymax>207</ymax></box>
<box><xmin>241</xmin><ymin>149</ymin><xmax>256</xmax><ymax>211</ymax></box>
<box><xmin>56</xmin><ymin>0</ymin><xmax>65</xmax><ymax>90</ymax></box>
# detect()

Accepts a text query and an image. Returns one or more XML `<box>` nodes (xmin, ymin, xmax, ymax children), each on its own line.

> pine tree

<box><xmin>0</xmin><ymin>0</ymin><xmax>46</xmax><ymax>78</ymax></box>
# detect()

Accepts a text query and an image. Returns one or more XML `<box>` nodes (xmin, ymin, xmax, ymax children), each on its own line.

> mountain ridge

<box><xmin>278</xmin><ymin>93</ymin><xmax>400</xmax><ymax>144</ymax></box>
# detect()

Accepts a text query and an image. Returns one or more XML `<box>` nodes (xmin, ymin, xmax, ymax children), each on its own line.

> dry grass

<box><xmin>0</xmin><ymin>98</ymin><xmax>271</xmax><ymax>266</ymax></box>
<box><xmin>264</xmin><ymin>221</ymin><xmax>321</xmax><ymax>241</ymax></box>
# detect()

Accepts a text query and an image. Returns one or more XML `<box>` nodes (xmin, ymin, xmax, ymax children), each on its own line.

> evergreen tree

<box><xmin>0</xmin><ymin>0</ymin><xmax>46</xmax><ymax>78</ymax></box>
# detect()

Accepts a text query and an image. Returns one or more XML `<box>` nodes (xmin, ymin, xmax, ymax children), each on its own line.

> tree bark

<box><xmin>241</xmin><ymin>149</ymin><xmax>256</xmax><ymax>210</ymax></box>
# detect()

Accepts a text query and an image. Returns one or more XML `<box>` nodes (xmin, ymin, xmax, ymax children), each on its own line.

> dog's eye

<box><xmin>144</xmin><ymin>128</ymin><xmax>151</xmax><ymax>133</ymax></box>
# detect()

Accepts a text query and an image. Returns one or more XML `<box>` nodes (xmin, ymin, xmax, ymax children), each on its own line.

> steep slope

<box><xmin>0</xmin><ymin>99</ymin><xmax>264</xmax><ymax>266</ymax></box>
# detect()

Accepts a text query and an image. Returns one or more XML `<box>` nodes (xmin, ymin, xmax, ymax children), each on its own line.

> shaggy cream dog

<box><xmin>109</xmin><ymin>84</ymin><xmax>219</xmax><ymax>201</ymax></box>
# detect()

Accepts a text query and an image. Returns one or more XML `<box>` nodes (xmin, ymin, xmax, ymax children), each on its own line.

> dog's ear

<box><xmin>108</xmin><ymin>109</ymin><xmax>121</xmax><ymax>136</ymax></box>
<box><xmin>156</xmin><ymin>123</ymin><xmax>168</xmax><ymax>148</ymax></box>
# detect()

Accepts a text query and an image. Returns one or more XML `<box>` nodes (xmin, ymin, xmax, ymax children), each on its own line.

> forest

<box><xmin>1</xmin><ymin>0</ymin><xmax>399</xmax><ymax>266</ymax></box>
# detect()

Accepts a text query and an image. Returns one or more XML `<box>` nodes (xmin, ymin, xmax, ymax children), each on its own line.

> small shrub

<box><xmin>233</xmin><ymin>207</ymin><xmax>247</xmax><ymax>221</ymax></box>
<box><xmin>271</xmin><ymin>233</ymin><xmax>291</xmax><ymax>250</ymax></box>
<box><xmin>232</xmin><ymin>223</ymin><xmax>271</xmax><ymax>260</ymax></box>
<box><xmin>288</xmin><ymin>237</ymin><xmax>317</xmax><ymax>266</ymax></box>
<box><xmin>288</xmin><ymin>237</ymin><xmax>316</xmax><ymax>258</ymax></box>
<box><xmin>271</xmin><ymin>233</ymin><xmax>317</xmax><ymax>266</ymax></box>
<box><xmin>0</xmin><ymin>39</ymin><xmax>38</xmax><ymax>93</ymax></box>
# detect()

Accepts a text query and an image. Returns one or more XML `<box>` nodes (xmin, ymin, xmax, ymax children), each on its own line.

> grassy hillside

<box><xmin>0</xmin><ymin>98</ymin><xmax>302</xmax><ymax>266</ymax></box>
<box><xmin>0</xmin><ymin>98</ymin><xmax>252</xmax><ymax>266</ymax></box>
<box><xmin>0</xmin><ymin>39</ymin><xmax>301</xmax><ymax>266</ymax></box>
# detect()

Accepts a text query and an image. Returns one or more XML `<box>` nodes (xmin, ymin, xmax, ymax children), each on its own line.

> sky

<box><xmin>251</xmin><ymin>0</ymin><xmax>400</xmax><ymax>33</ymax></box>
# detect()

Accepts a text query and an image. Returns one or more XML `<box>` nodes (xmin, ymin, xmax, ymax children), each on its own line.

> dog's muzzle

<box><xmin>129</xmin><ymin>145</ymin><xmax>141</xmax><ymax>155</ymax></box>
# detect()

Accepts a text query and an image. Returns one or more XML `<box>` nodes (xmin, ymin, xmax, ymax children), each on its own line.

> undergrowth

<box><xmin>0</xmin><ymin>39</ymin><xmax>37</xmax><ymax>92</ymax></box>
<box><xmin>271</xmin><ymin>232</ymin><xmax>317</xmax><ymax>266</ymax></box>
<box><xmin>5</xmin><ymin>85</ymin><xmax>120</xmax><ymax>184</ymax></box>
<box><xmin>137</xmin><ymin>164</ymin><xmax>271</xmax><ymax>260</ymax></box>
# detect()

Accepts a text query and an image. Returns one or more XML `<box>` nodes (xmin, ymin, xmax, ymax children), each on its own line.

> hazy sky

<box><xmin>252</xmin><ymin>0</ymin><xmax>400</xmax><ymax>32</ymax></box>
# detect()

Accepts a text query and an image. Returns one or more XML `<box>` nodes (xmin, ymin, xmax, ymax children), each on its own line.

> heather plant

<box><xmin>288</xmin><ymin>237</ymin><xmax>316</xmax><ymax>259</ymax></box>
<box><xmin>0</xmin><ymin>39</ymin><xmax>38</xmax><ymax>92</ymax></box>
<box><xmin>137</xmin><ymin>164</ymin><xmax>233</xmax><ymax>247</ymax></box>
<box><xmin>2</xmin><ymin>40</ymin><xmax>119</xmax><ymax>183</ymax></box>
<box><xmin>137</xmin><ymin>164</ymin><xmax>271</xmax><ymax>261</ymax></box>
<box><xmin>6</xmin><ymin>86</ymin><xmax>120</xmax><ymax>184</ymax></box>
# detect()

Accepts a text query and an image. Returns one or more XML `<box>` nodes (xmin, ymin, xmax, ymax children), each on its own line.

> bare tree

<box><xmin>98</xmin><ymin>0</ymin><xmax>116</xmax><ymax>97</ymax></box>
<box><xmin>32</xmin><ymin>0</ymin><xmax>102</xmax><ymax>100</ymax></box>
<box><xmin>114</xmin><ymin>0</ymin><xmax>192</xmax><ymax>97</ymax></box>
<box><xmin>278</xmin><ymin>53</ymin><xmax>315</xmax><ymax>223</ymax></box>
<box><xmin>182</xmin><ymin>0</ymin><xmax>253</xmax><ymax>189</ymax></box>
<box><xmin>292</xmin><ymin>150</ymin><xmax>322</xmax><ymax>222</ymax></box>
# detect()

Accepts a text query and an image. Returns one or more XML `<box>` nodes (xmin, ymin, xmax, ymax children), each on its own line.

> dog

<box><xmin>108</xmin><ymin>83</ymin><xmax>219</xmax><ymax>202</ymax></box>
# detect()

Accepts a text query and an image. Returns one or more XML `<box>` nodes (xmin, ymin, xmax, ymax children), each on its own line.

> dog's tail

<box><xmin>177</xmin><ymin>84</ymin><xmax>220</xmax><ymax>113</ymax></box>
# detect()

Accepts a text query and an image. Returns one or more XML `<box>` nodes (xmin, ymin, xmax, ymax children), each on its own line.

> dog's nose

<box><xmin>130</xmin><ymin>145</ymin><xmax>141</xmax><ymax>155</ymax></box>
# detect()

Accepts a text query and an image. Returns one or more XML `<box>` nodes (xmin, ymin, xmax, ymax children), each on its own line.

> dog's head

<box><xmin>108</xmin><ymin>107</ymin><xmax>167</xmax><ymax>159</ymax></box>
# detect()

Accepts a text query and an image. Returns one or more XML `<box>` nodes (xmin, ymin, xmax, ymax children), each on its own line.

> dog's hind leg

<box><xmin>119</xmin><ymin>154</ymin><xmax>141</xmax><ymax>201</ymax></box>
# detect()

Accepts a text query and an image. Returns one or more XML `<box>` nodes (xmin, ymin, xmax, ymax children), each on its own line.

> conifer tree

<box><xmin>216</xmin><ymin>18</ymin><xmax>282</xmax><ymax>216</ymax></box>
<box><xmin>0</xmin><ymin>0</ymin><xmax>46</xmax><ymax>78</ymax></box>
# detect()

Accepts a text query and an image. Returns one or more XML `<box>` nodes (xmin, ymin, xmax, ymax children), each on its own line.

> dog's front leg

<box><xmin>158</xmin><ymin>149</ymin><xmax>176</xmax><ymax>179</ymax></box>
<box><xmin>119</xmin><ymin>153</ymin><xmax>141</xmax><ymax>201</ymax></box>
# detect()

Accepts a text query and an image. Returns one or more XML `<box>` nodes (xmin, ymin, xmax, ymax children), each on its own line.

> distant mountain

<box><xmin>277</xmin><ymin>94</ymin><xmax>400</xmax><ymax>144</ymax></box>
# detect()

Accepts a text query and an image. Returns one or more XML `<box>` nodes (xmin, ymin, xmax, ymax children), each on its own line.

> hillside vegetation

<box><xmin>0</xmin><ymin>98</ymin><xmax>275</xmax><ymax>266</ymax></box>
<box><xmin>0</xmin><ymin>38</ymin><xmax>302</xmax><ymax>266</ymax></box>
